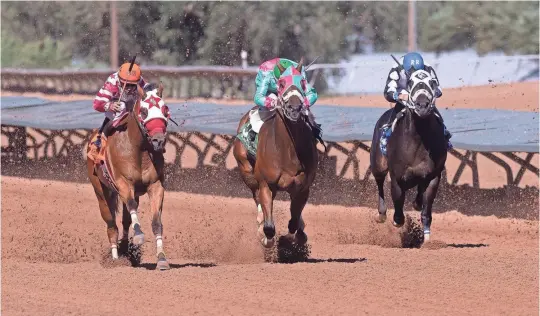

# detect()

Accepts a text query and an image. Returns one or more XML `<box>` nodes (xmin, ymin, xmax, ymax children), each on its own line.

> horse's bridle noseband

<box><xmin>278</xmin><ymin>88</ymin><xmax>306</xmax><ymax>122</ymax></box>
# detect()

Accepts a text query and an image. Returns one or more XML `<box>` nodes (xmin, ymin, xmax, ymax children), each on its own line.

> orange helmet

<box><xmin>118</xmin><ymin>62</ymin><xmax>142</xmax><ymax>84</ymax></box>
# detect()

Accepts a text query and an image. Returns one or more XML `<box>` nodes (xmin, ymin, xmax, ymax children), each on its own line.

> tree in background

<box><xmin>198</xmin><ymin>2</ymin><xmax>352</xmax><ymax>65</ymax></box>
<box><xmin>420</xmin><ymin>1</ymin><xmax>539</xmax><ymax>55</ymax></box>
<box><xmin>1</xmin><ymin>1</ymin><xmax>538</xmax><ymax>69</ymax></box>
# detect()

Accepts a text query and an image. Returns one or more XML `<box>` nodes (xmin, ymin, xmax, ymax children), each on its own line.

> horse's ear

<box><xmin>296</xmin><ymin>57</ymin><xmax>304</xmax><ymax>72</ymax></box>
<box><xmin>158</xmin><ymin>81</ymin><xmax>164</xmax><ymax>98</ymax></box>
<box><xmin>277</xmin><ymin>62</ymin><xmax>286</xmax><ymax>74</ymax></box>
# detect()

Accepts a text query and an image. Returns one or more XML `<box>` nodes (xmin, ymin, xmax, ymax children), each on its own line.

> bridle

<box><xmin>276</xmin><ymin>87</ymin><xmax>306</xmax><ymax>122</ymax></box>
<box><xmin>122</xmin><ymin>90</ymin><xmax>163</xmax><ymax>153</ymax></box>
<box><xmin>401</xmin><ymin>70</ymin><xmax>437</xmax><ymax>117</ymax></box>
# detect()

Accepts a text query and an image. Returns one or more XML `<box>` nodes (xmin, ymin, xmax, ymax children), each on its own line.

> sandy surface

<box><xmin>2</xmin><ymin>81</ymin><xmax>538</xmax><ymax>111</ymax></box>
<box><xmin>2</xmin><ymin>176</ymin><xmax>538</xmax><ymax>315</ymax></box>
<box><xmin>1</xmin><ymin>81</ymin><xmax>539</xmax><ymax>315</ymax></box>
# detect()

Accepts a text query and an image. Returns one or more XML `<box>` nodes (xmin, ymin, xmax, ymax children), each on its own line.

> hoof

<box><xmin>132</xmin><ymin>224</ymin><xmax>145</xmax><ymax>245</ymax></box>
<box><xmin>157</xmin><ymin>253</ymin><xmax>170</xmax><ymax>271</ymax></box>
<box><xmin>376</xmin><ymin>214</ymin><xmax>387</xmax><ymax>223</ymax></box>
<box><xmin>261</xmin><ymin>236</ymin><xmax>275</xmax><ymax>248</ymax></box>
<box><xmin>284</xmin><ymin>233</ymin><xmax>296</xmax><ymax>243</ymax></box>
<box><xmin>295</xmin><ymin>231</ymin><xmax>308</xmax><ymax>246</ymax></box>
<box><xmin>393</xmin><ymin>213</ymin><xmax>405</xmax><ymax>227</ymax></box>
<box><xmin>132</xmin><ymin>233</ymin><xmax>145</xmax><ymax>246</ymax></box>
<box><xmin>258</xmin><ymin>225</ymin><xmax>275</xmax><ymax>248</ymax></box>
<box><xmin>413</xmin><ymin>202</ymin><xmax>422</xmax><ymax>211</ymax></box>
<box><xmin>263</xmin><ymin>224</ymin><xmax>276</xmax><ymax>240</ymax></box>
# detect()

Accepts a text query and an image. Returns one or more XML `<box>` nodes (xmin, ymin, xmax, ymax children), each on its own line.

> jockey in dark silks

<box><xmin>383</xmin><ymin>52</ymin><xmax>452</xmax><ymax>148</ymax></box>
<box><xmin>253</xmin><ymin>57</ymin><xmax>322</xmax><ymax>142</ymax></box>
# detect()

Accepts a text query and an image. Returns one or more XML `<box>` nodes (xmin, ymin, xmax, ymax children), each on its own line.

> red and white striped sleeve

<box><xmin>93</xmin><ymin>74</ymin><xmax>120</xmax><ymax>112</ymax></box>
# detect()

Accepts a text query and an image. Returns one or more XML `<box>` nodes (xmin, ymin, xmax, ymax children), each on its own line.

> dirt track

<box><xmin>2</xmin><ymin>176</ymin><xmax>538</xmax><ymax>315</ymax></box>
<box><xmin>2</xmin><ymin>82</ymin><xmax>539</xmax><ymax>314</ymax></box>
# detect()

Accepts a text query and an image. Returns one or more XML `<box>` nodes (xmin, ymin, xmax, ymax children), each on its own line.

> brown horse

<box><xmin>233</xmin><ymin>59</ymin><xmax>319</xmax><ymax>248</ymax></box>
<box><xmin>86</xmin><ymin>82</ymin><xmax>171</xmax><ymax>270</ymax></box>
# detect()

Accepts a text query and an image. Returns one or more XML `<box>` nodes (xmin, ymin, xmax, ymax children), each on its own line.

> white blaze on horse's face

<box><xmin>407</xmin><ymin>70</ymin><xmax>436</xmax><ymax>118</ymax></box>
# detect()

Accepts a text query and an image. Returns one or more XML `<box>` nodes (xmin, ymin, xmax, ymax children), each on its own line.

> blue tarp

<box><xmin>1</xmin><ymin>96</ymin><xmax>538</xmax><ymax>153</ymax></box>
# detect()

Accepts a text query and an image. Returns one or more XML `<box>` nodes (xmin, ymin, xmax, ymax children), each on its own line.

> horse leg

<box><xmin>116</xmin><ymin>177</ymin><xmax>145</xmax><ymax>246</ymax></box>
<box><xmin>97</xmin><ymin>187</ymin><xmax>120</xmax><ymax>259</ymax></box>
<box><xmin>128</xmin><ymin>196</ymin><xmax>145</xmax><ymax>246</ymax></box>
<box><xmin>258</xmin><ymin>181</ymin><xmax>276</xmax><ymax>248</ymax></box>
<box><xmin>421</xmin><ymin>175</ymin><xmax>441</xmax><ymax>242</ymax></box>
<box><xmin>121</xmin><ymin>201</ymin><xmax>133</xmax><ymax>243</ymax></box>
<box><xmin>374</xmin><ymin>175</ymin><xmax>388</xmax><ymax>223</ymax></box>
<box><xmin>233</xmin><ymin>140</ymin><xmax>261</xmax><ymax>224</ymax></box>
<box><xmin>286</xmin><ymin>189</ymin><xmax>309</xmax><ymax>245</ymax></box>
<box><xmin>390</xmin><ymin>178</ymin><xmax>406</xmax><ymax>227</ymax></box>
<box><xmin>119</xmin><ymin>196</ymin><xmax>139</xmax><ymax>251</ymax></box>
<box><xmin>413</xmin><ymin>182</ymin><xmax>427</xmax><ymax>211</ymax></box>
<box><xmin>252</xmin><ymin>188</ymin><xmax>264</xmax><ymax>228</ymax></box>
<box><xmin>148</xmin><ymin>181</ymin><xmax>170</xmax><ymax>271</ymax></box>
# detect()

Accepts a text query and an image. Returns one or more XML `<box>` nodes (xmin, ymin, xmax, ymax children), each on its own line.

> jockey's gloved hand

<box><xmin>106</xmin><ymin>101</ymin><xmax>125</xmax><ymax>113</ymax></box>
<box><xmin>264</xmin><ymin>94</ymin><xmax>278</xmax><ymax>110</ymax></box>
<box><xmin>394</xmin><ymin>91</ymin><xmax>409</xmax><ymax>102</ymax></box>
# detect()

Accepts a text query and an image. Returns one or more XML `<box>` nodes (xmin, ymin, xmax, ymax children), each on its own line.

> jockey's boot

<box><xmin>87</xmin><ymin>135</ymin><xmax>101</xmax><ymax>161</ymax></box>
<box><xmin>248</xmin><ymin>129</ymin><xmax>257</xmax><ymax>142</ymax></box>
<box><xmin>89</xmin><ymin>117</ymin><xmax>110</xmax><ymax>162</ymax></box>
<box><xmin>95</xmin><ymin>136</ymin><xmax>108</xmax><ymax>164</ymax></box>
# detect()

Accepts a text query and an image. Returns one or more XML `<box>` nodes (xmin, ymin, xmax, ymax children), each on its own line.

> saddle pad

<box><xmin>112</xmin><ymin>112</ymin><xmax>130</xmax><ymax>128</ymax></box>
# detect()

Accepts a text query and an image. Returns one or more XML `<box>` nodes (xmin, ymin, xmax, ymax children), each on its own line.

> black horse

<box><xmin>370</xmin><ymin>69</ymin><xmax>448</xmax><ymax>242</ymax></box>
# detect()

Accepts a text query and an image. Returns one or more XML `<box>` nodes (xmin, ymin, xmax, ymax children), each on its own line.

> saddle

<box><xmin>379</xmin><ymin>105</ymin><xmax>450</xmax><ymax>157</ymax></box>
<box><xmin>238</xmin><ymin>107</ymin><xmax>326</xmax><ymax>157</ymax></box>
<box><xmin>87</xmin><ymin>112</ymin><xmax>130</xmax><ymax>165</ymax></box>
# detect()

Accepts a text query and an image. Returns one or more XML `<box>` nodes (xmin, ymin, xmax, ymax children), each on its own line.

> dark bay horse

<box><xmin>86</xmin><ymin>82</ymin><xmax>172</xmax><ymax>269</ymax></box>
<box><xmin>233</xmin><ymin>59</ymin><xmax>319</xmax><ymax>248</ymax></box>
<box><xmin>370</xmin><ymin>69</ymin><xmax>448</xmax><ymax>242</ymax></box>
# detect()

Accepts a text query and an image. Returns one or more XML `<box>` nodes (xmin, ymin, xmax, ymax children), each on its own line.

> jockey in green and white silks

<box><xmin>254</xmin><ymin>58</ymin><xmax>318</xmax><ymax>110</ymax></box>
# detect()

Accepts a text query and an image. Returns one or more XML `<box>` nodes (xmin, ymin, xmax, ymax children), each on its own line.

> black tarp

<box><xmin>1</xmin><ymin>96</ymin><xmax>538</xmax><ymax>152</ymax></box>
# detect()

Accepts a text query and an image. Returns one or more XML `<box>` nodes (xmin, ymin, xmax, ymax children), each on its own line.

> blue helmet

<box><xmin>403</xmin><ymin>52</ymin><xmax>424</xmax><ymax>75</ymax></box>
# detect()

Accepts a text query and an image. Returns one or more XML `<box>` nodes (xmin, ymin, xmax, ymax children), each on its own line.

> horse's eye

<box><xmin>162</xmin><ymin>105</ymin><xmax>170</xmax><ymax>118</ymax></box>
<box><xmin>140</xmin><ymin>107</ymin><xmax>148</xmax><ymax>120</ymax></box>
